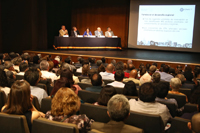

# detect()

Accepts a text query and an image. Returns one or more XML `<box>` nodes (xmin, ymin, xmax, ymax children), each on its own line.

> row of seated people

<box><xmin>1</xmin><ymin>79</ymin><xmax>200</xmax><ymax>133</ymax></box>
<box><xmin>0</xmin><ymin>52</ymin><xmax>200</xmax><ymax>132</ymax></box>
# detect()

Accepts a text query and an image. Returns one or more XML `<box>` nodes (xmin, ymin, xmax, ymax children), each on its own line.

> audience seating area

<box><xmin>1</xmin><ymin>51</ymin><xmax>200</xmax><ymax>133</ymax></box>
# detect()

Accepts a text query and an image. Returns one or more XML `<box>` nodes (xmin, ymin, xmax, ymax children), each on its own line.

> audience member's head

<box><xmin>115</xmin><ymin>61</ymin><xmax>124</xmax><ymax>71</ymax></box>
<box><xmin>0</xmin><ymin>69</ymin><xmax>9</xmax><ymax>87</ymax></box>
<box><xmin>88</xmin><ymin>68</ymin><xmax>97</xmax><ymax>79</ymax></box>
<box><xmin>149</xmin><ymin>65</ymin><xmax>157</xmax><ymax>74</ymax></box>
<box><xmin>96</xmin><ymin>60</ymin><xmax>102</xmax><ymax>66</ymax></box>
<box><xmin>188</xmin><ymin>113</ymin><xmax>200</xmax><ymax>133</ymax></box>
<box><xmin>156</xmin><ymin>82</ymin><xmax>169</xmax><ymax>99</ymax></box>
<box><xmin>152</xmin><ymin>62</ymin><xmax>158</xmax><ymax>67</ymax></box>
<box><xmin>97</xmin><ymin>85</ymin><xmax>117</xmax><ymax>106</ymax></box>
<box><xmin>51</xmin><ymin>87</ymin><xmax>80</xmax><ymax>116</ymax></box>
<box><xmin>161</xmin><ymin>63</ymin><xmax>166</xmax><ymax>68</ymax></box>
<box><xmin>175</xmin><ymin>74</ymin><xmax>186</xmax><ymax>84</ymax></box>
<box><xmin>9</xmin><ymin>52</ymin><xmax>17</xmax><ymax>59</ymax></box>
<box><xmin>184</xmin><ymin>71</ymin><xmax>194</xmax><ymax>82</ymax></box>
<box><xmin>127</xmin><ymin>64</ymin><xmax>135</xmax><ymax>71</ymax></box>
<box><xmin>33</xmin><ymin>55</ymin><xmax>40</xmax><ymax>64</ymax></box>
<box><xmin>12</xmin><ymin>57</ymin><xmax>22</xmax><ymax>65</ymax></box>
<box><xmin>91</xmin><ymin>73</ymin><xmax>102</xmax><ymax>86</ymax></box>
<box><xmin>107</xmin><ymin>94</ymin><xmax>130</xmax><ymax>122</ymax></box>
<box><xmin>64</xmin><ymin>57</ymin><xmax>71</xmax><ymax>64</ymax></box>
<box><xmin>170</xmin><ymin>78</ymin><xmax>182</xmax><ymax>91</ymax></box>
<box><xmin>24</xmin><ymin>68</ymin><xmax>40</xmax><ymax>86</ymax></box>
<box><xmin>98</xmin><ymin>64</ymin><xmax>106</xmax><ymax>73</ymax></box>
<box><xmin>185</xmin><ymin>66</ymin><xmax>192</xmax><ymax>72</ymax></box>
<box><xmin>139</xmin><ymin>82</ymin><xmax>156</xmax><ymax>102</ymax></box>
<box><xmin>19</xmin><ymin>62</ymin><xmax>29</xmax><ymax>72</ymax></box>
<box><xmin>127</xmin><ymin>59</ymin><xmax>132</xmax><ymax>64</ymax></box>
<box><xmin>129</xmin><ymin>69</ymin><xmax>138</xmax><ymax>79</ymax></box>
<box><xmin>152</xmin><ymin>72</ymin><xmax>160</xmax><ymax>83</ymax></box>
<box><xmin>50</xmin><ymin>77</ymin><xmax>73</xmax><ymax>97</ymax></box>
<box><xmin>90</xmin><ymin>58</ymin><xmax>96</xmax><ymax>64</ymax></box>
<box><xmin>163</xmin><ymin>65</ymin><xmax>170</xmax><ymax>73</ymax></box>
<box><xmin>4</xmin><ymin>80</ymin><xmax>32</xmax><ymax>114</ymax></box>
<box><xmin>40</xmin><ymin>60</ymin><xmax>49</xmax><ymax>71</ymax></box>
<box><xmin>60</xmin><ymin>62</ymin><xmax>70</xmax><ymax>71</ymax></box>
<box><xmin>123</xmin><ymin>81</ymin><xmax>138</xmax><ymax>96</ymax></box>
<box><xmin>60</xmin><ymin>69</ymin><xmax>74</xmax><ymax>86</ymax></box>
<box><xmin>48</xmin><ymin>61</ymin><xmax>54</xmax><ymax>71</ymax></box>
<box><xmin>140</xmin><ymin>67</ymin><xmax>146</xmax><ymax>77</ymax></box>
<box><xmin>146</xmin><ymin>63</ymin><xmax>151</xmax><ymax>71</ymax></box>
<box><xmin>111</xmin><ymin>60</ymin><xmax>116</xmax><ymax>66</ymax></box>
<box><xmin>101</xmin><ymin>57</ymin><xmax>106</xmax><ymax>63</ymax></box>
<box><xmin>82</xmin><ymin>59</ymin><xmax>89</xmax><ymax>66</ymax></box>
<box><xmin>82</xmin><ymin>64</ymin><xmax>89</xmax><ymax>76</ymax></box>
<box><xmin>169</xmin><ymin>67</ymin><xmax>175</xmax><ymax>76</ymax></box>
<box><xmin>140</xmin><ymin>73</ymin><xmax>151</xmax><ymax>85</ymax></box>
<box><xmin>106</xmin><ymin>64</ymin><xmax>114</xmax><ymax>73</ymax></box>
<box><xmin>4</xmin><ymin>61</ymin><xmax>14</xmax><ymax>70</ymax></box>
<box><xmin>114</xmin><ymin>70</ymin><xmax>124</xmax><ymax>82</ymax></box>
<box><xmin>123</xmin><ymin>63</ymin><xmax>127</xmax><ymax>71</ymax></box>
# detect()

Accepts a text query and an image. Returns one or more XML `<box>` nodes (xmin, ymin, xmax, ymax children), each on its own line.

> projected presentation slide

<box><xmin>137</xmin><ymin>5</ymin><xmax>196</xmax><ymax>48</ymax></box>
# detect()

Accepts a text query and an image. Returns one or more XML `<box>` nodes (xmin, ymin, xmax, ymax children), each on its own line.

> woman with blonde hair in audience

<box><xmin>46</xmin><ymin>87</ymin><xmax>93</xmax><ymax>132</ymax></box>
<box><xmin>1</xmin><ymin>80</ymin><xmax>44</xmax><ymax>132</ymax></box>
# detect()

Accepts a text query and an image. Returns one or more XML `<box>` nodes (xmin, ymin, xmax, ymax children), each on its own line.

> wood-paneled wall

<box><xmin>24</xmin><ymin>50</ymin><xmax>199</xmax><ymax>70</ymax></box>
<box><xmin>71</xmin><ymin>0</ymin><xmax>130</xmax><ymax>48</ymax></box>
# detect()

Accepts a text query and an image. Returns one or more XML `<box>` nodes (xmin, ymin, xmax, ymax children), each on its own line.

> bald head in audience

<box><xmin>106</xmin><ymin>64</ymin><xmax>114</xmax><ymax>73</ymax></box>
<box><xmin>129</xmin><ymin>69</ymin><xmax>138</xmax><ymax>79</ymax></box>
<box><xmin>188</xmin><ymin>113</ymin><xmax>200</xmax><ymax>133</ymax></box>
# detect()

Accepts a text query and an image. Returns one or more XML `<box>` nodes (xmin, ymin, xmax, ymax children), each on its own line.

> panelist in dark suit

<box><xmin>94</xmin><ymin>27</ymin><xmax>104</xmax><ymax>37</ymax></box>
<box><xmin>83</xmin><ymin>28</ymin><xmax>92</xmax><ymax>37</ymax></box>
<box><xmin>91</xmin><ymin>94</ymin><xmax>144</xmax><ymax>133</ymax></box>
<box><xmin>71</xmin><ymin>27</ymin><xmax>80</xmax><ymax>37</ymax></box>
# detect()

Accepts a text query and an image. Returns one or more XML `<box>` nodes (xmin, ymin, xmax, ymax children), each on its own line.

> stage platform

<box><xmin>24</xmin><ymin>49</ymin><xmax>200</xmax><ymax>68</ymax></box>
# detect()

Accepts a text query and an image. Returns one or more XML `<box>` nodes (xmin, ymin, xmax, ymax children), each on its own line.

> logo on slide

<box><xmin>180</xmin><ymin>8</ymin><xmax>184</xmax><ymax>12</ymax></box>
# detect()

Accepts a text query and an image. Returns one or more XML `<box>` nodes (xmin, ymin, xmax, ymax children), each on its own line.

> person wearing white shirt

<box><xmin>24</xmin><ymin>68</ymin><xmax>48</xmax><ymax>105</ymax></box>
<box><xmin>40</xmin><ymin>60</ymin><xmax>57</xmax><ymax>83</ymax></box>
<box><xmin>129</xmin><ymin>82</ymin><xmax>172</xmax><ymax>126</ymax></box>
<box><xmin>107</xmin><ymin>70</ymin><xmax>125</xmax><ymax>88</ymax></box>
<box><xmin>105</xmin><ymin>27</ymin><xmax>114</xmax><ymax>37</ymax></box>
<box><xmin>100</xmin><ymin>64</ymin><xmax>115</xmax><ymax>80</ymax></box>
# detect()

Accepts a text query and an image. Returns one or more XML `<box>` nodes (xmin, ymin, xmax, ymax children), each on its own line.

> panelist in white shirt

<box><xmin>94</xmin><ymin>27</ymin><xmax>104</xmax><ymax>37</ymax></box>
<box><xmin>105</xmin><ymin>27</ymin><xmax>114</xmax><ymax>37</ymax></box>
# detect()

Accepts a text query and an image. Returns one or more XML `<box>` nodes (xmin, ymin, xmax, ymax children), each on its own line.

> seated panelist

<box><xmin>59</xmin><ymin>25</ymin><xmax>68</xmax><ymax>37</ymax></box>
<box><xmin>71</xmin><ymin>27</ymin><xmax>80</xmax><ymax>37</ymax></box>
<box><xmin>105</xmin><ymin>27</ymin><xmax>114</xmax><ymax>37</ymax></box>
<box><xmin>83</xmin><ymin>28</ymin><xmax>92</xmax><ymax>37</ymax></box>
<box><xmin>94</xmin><ymin>27</ymin><xmax>103</xmax><ymax>37</ymax></box>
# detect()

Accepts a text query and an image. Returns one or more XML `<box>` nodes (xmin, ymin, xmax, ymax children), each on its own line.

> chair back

<box><xmin>78</xmin><ymin>76</ymin><xmax>90</xmax><ymax>82</ymax></box>
<box><xmin>125</xmin><ymin>111</ymin><xmax>165</xmax><ymax>133</ymax></box>
<box><xmin>167</xmin><ymin>93</ymin><xmax>186</xmax><ymax>108</ymax></box>
<box><xmin>125</xmin><ymin>95</ymin><xmax>138</xmax><ymax>100</ymax></box>
<box><xmin>103</xmin><ymin>80</ymin><xmax>114</xmax><ymax>85</ymax></box>
<box><xmin>36</xmin><ymin>83</ymin><xmax>47</xmax><ymax>93</ymax></box>
<box><xmin>32</xmin><ymin>117</ymin><xmax>79</xmax><ymax>133</ymax></box>
<box><xmin>39</xmin><ymin>79</ymin><xmax>52</xmax><ymax>95</ymax></box>
<box><xmin>74</xmin><ymin>72</ymin><xmax>81</xmax><ymax>76</ymax></box>
<box><xmin>78</xmin><ymin>82</ymin><xmax>93</xmax><ymax>90</ymax></box>
<box><xmin>182</xmin><ymin>83</ymin><xmax>195</xmax><ymax>90</ymax></box>
<box><xmin>0</xmin><ymin>113</ymin><xmax>30</xmax><ymax>133</ymax></box>
<box><xmin>179</xmin><ymin>88</ymin><xmax>191</xmax><ymax>102</ymax></box>
<box><xmin>80</xmin><ymin>103</ymin><xmax>110</xmax><ymax>123</ymax></box>
<box><xmin>41</xmin><ymin>98</ymin><xmax>52</xmax><ymax>114</ymax></box>
<box><xmin>184</xmin><ymin>103</ymin><xmax>198</xmax><ymax>113</ymax></box>
<box><xmin>78</xmin><ymin>90</ymin><xmax>100</xmax><ymax>103</ymax></box>
<box><xmin>157</xmin><ymin>100</ymin><xmax>177</xmax><ymax>117</ymax></box>
<box><xmin>114</xmin><ymin>87</ymin><xmax>124</xmax><ymax>94</ymax></box>
<box><xmin>0</xmin><ymin>90</ymin><xmax>6</xmax><ymax>110</ymax></box>
<box><xmin>168</xmin><ymin>117</ymin><xmax>192</xmax><ymax>133</ymax></box>
<box><xmin>16</xmin><ymin>75</ymin><xmax>24</xmax><ymax>80</ymax></box>
<box><xmin>32</xmin><ymin>96</ymin><xmax>41</xmax><ymax>111</ymax></box>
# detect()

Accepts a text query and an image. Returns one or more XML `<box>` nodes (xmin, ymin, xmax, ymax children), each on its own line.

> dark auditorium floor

<box><xmin>29</xmin><ymin>48</ymin><xmax>200</xmax><ymax>64</ymax></box>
